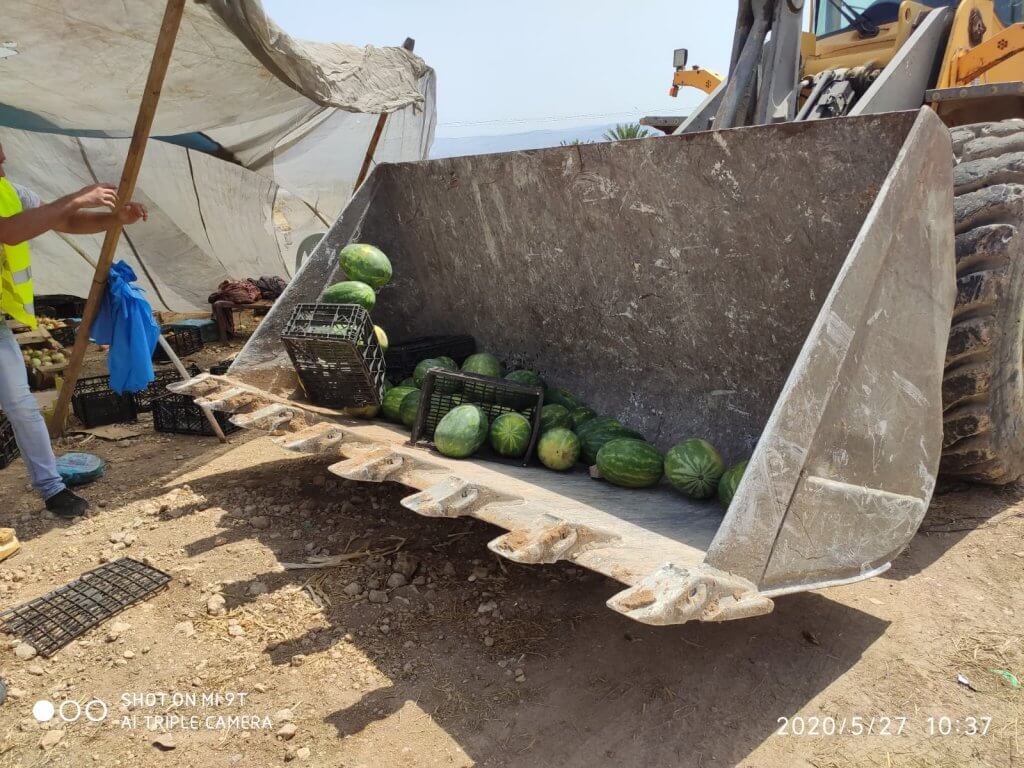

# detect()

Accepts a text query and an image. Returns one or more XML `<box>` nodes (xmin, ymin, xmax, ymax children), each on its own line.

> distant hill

<box><xmin>430</xmin><ymin>124</ymin><xmax>624</xmax><ymax>159</ymax></box>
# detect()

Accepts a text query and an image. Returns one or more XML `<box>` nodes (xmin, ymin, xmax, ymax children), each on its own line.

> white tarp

<box><xmin>0</xmin><ymin>0</ymin><xmax>437</xmax><ymax>309</ymax></box>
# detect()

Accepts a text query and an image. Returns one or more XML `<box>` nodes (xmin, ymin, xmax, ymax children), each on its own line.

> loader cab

<box><xmin>813</xmin><ymin>0</ymin><xmax>958</xmax><ymax>38</ymax></box>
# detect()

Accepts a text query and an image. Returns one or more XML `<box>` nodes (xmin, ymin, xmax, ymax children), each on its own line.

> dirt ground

<box><xmin>0</xmin><ymin>346</ymin><xmax>1021</xmax><ymax>767</ymax></box>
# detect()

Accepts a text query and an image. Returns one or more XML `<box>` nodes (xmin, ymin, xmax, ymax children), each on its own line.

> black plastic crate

<box><xmin>0</xmin><ymin>411</ymin><xmax>19</xmax><ymax>470</ymax></box>
<box><xmin>49</xmin><ymin>322</ymin><xmax>80</xmax><ymax>348</ymax></box>
<box><xmin>152</xmin><ymin>393</ymin><xmax>240</xmax><ymax>437</ymax></box>
<box><xmin>281</xmin><ymin>304</ymin><xmax>386</xmax><ymax>408</ymax></box>
<box><xmin>209</xmin><ymin>358</ymin><xmax>235</xmax><ymax>376</ymax></box>
<box><xmin>385</xmin><ymin>335</ymin><xmax>476</xmax><ymax>383</ymax></box>
<box><xmin>134</xmin><ymin>364</ymin><xmax>202</xmax><ymax>412</ymax></box>
<box><xmin>410</xmin><ymin>369</ymin><xmax>544</xmax><ymax>467</ymax></box>
<box><xmin>153</xmin><ymin>325</ymin><xmax>204</xmax><ymax>362</ymax></box>
<box><xmin>72</xmin><ymin>376</ymin><xmax>138</xmax><ymax>427</ymax></box>
<box><xmin>36</xmin><ymin>294</ymin><xmax>86</xmax><ymax>320</ymax></box>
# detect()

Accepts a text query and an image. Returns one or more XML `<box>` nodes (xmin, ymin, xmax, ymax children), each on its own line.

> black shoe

<box><xmin>45</xmin><ymin>489</ymin><xmax>89</xmax><ymax>519</ymax></box>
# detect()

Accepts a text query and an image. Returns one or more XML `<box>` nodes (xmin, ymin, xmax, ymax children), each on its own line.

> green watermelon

<box><xmin>580</xmin><ymin>421</ymin><xmax>643</xmax><ymax>465</ymax></box>
<box><xmin>489</xmin><ymin>413</ymin><xmax>532</xmax><ymax>458</ymax></box>
<box><xmin>540</xmin><ymin>404</ymin><xmax>573</xmax><ymax>432</ymax></box>
<box><xmin>718</xmin><ymin>460</ymin><xmax>749</xmax><ymax>506</ymax></box>
<box><xmin>399</xmin><ymin>377</ymin><xmax>418</xmax><ymax>389</ymax></box>
<box><xmin>374</xmin><ymin>325</ymin><xmax>389</xmax><ymax>352</ymax></box>
<box><xmin>545</xmin><ymin>388</ymin><xmax>582</xmax><ymax>411</ymax></box>
<box><xmin>434</xmin><ymin>405</ymin><xmax>489</xmax><ymax>459</ymax></box>
<box><xmin>505</xmin><ymin>369</ymin><xmax>545</xmax><ymax>389</ymax></box>
<box><xmin>571</xmin><ymin>407</ymin><xmax>597</xmax><ymax>430</ymax></box>
<box><xmin>344</xmin><ymin>404</ymin><xmax>380</xmax><ymax>420</ymax></box>
<box><xmin>414</xmin><ymin>357</ymin><xmax>458</xmax><ymax>387</ymax></box>
<box><xmin>462</xmin><ymin>353</ymin><xmax>503</xmax><ymax>378</ymax></box>
<box><xmin>576</xmin><ymin>416</ymin><xmax>622</xmax><ymax>440</ymax></box>
<box><xmin>537</xmin><ymin>428</ymin><xmax>581</xmax><ymax>471</ymax></box>
<box><xmin>400</xmin><ymin>389</ymin><xmax>423</xmax><ymax>428</ymax></box>
<box><xmin>665</xmin><ymin>439</ymin><xmax>726</xmax><ymax>499</ymax></box>
<box><xmin>382</xmin><ymin>386</ymin><xmax>417</xmax><ymax>422</ymax></box>
<box><xmin>339</xmin><ymin>243</ymin><xmax>392</xmax><ymax>289</ymax></box>
<box><xmin>321</xmin><ymin>281</ymin><xmax>376</xmax><ymax>312</ymax></box>
<box><xmin>596</xmin><ymin>439</ymin><xmax>664</xmax><ymax>489</ymax></box>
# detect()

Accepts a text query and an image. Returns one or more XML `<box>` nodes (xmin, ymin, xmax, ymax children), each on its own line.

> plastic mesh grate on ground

<box><xmin>0</xmin><ymin>558</ymin><xmax>170</xmax><ymax>657</ymax></box>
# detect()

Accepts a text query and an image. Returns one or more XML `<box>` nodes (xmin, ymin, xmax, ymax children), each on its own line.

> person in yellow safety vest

<box><xmin>0</xmin><ymin>141</ymin><xmax>147</xmax><ymax>518</ymax></box>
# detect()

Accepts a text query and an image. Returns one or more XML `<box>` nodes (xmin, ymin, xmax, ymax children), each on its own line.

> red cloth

<box><xmin>208</xmin><ymin>280</ymin><xmax>261</xmax><ymax>305</ymax></box>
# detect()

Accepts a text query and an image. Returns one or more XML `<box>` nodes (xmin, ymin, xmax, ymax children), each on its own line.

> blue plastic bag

<box><xmin>89</xmin><ymin>261</ymin><xmax>160</xmax><ymax>394</ymax></box>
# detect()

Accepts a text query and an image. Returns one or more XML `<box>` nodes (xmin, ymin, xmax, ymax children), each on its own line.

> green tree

<box><xmin>602</xmin><ymin>123</ymin><xmax>652</xmax><ymax>141</ymax></box>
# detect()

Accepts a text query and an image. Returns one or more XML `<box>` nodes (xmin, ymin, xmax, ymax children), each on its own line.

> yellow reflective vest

<box><xmin>0</xmin><ymin>177</ymin><xmax>36</xmax><ymax>328</ymax></box>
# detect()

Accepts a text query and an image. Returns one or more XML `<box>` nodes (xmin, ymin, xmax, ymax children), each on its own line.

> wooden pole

<box><xmin>353</xmin><ymin>38</ymin><xmax>416</xmax><ymax>190</ymax></box>
<box><xmin>49</xmin><ymin>0</ymin><xmax>188</xmax><ymax>437</ymax></box>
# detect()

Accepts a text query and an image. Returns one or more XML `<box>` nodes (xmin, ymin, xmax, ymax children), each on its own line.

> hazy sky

<box><xmin>262</xmin><ymin>1</ymin><xmax>737</xmax><ymax>138</ymax></box>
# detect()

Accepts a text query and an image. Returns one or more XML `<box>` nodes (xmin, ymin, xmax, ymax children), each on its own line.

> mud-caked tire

<box><xmin>944</xmin><ymin>119</ymin><xmax>1024</xmax><ymax>483</ymax></box>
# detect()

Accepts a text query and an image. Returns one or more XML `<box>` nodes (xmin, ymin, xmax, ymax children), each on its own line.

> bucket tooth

<box><xmin>230</xmin><ymin>404</ymin><xmax>298</xmax><ymax>433</ymax></box>
<box><xmin>607</xmin><ymin>564</ymin><xmax>774</xmax><ymax>626</ymax></box>
<box><xmin>329</xmin><ymin>448</ymin><xmax>404</xmax><ymax>483</ymax></box>
<box><xmin>489</xmin><ymin>514</ymin><xmax>594</xmax><ymax>565</ymax></box>
<box><xmin>401</xmin><ymin>476</ymin><xmax>481</xmax><ymax>519</ymax></box>
<box><xmin>274</xmin><ymin>423</ymin><xmax>347</xmax><ymax>454</ymax></box>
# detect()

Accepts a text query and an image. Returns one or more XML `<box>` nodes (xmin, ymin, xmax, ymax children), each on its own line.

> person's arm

<box><xmin>0</xmin><ymin>184</ymin><xmax>119</xmax><ymax>245</ymax></box>
<box><xmin>57</xmin><ymin>203</ymin><xmax>149</xmax><ymax>235</ymax></box>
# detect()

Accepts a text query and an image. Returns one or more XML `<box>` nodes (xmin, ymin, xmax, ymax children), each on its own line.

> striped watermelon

<box><xmin>545</xmin><ymin>388</ymin><xmax>582</xmax><ymax>411</ymax></box>
<box><xmin>718</xmin><ymin>460</ymin><xmax>748</xmax><ymax>506</ymax></box>
<box><xmin>579</xmin><ymin>420</ymin><xmax>643</xmax><ymax>466</ymax></box>
<box><xmin>400</xmin><ymin>389</ymin><xmax>423</xmax><ymax>428</ymax></box>
<box><xmin>414</xmin><ymin>357</ymin><xmax>458</xmax><ymax>387</ymax></box>
<box><xmin>596</xmin><ymin>439</ymin><xmax>664</xmax><ymax>488</ymax></box>
<box><xmin>382</xmin><ymin>386</ymin><xmax>417</xmax><ymax>422</ymax></box>
<box><xmin>571</xmin><ymin>407</ymin><xmax>597</xmax><ymax>430</ymax></box>
<box><xmin>321</xmin><ymin>281</ymin><xmax>376</xmax><ymax>312</ymax></box>
<box><xmin>339</xmin><ymin>243</ymin><xmax>393</xmax><ymax>289</ymax></box>
<box><xmin>537</xmin><ymin>428</ymin><xmax>580</xmax><ymax>471</ymax></box>
<box><xmin>435</xmin><ymin>405</ymin><xmax>489</xmax><ymax>459</ymax></box>
<box><xmin>540</xmin><ymin>404</ymin><xmax>573</xmax><ymax>432</ymax></box>
<box><xmin>665</xmin><ymin>439</ymin><xmax>726</xmax><ymax>499</ymax></box>
<box><xmin>461</xmin><ymin>353</ymin><xmax>503</xmax><ymax>378</ymax></box>
<box><xmin>399</xmin><ymin>377</ymin><xmax>418</xmax><ymax>389</ymax></box>
<box><xmin>489</xmin><ymin>413</ymin><xmax>532</xmax><ymax>458</ymax></box>
<box><xmin>505</xmin><ymin>369</ymin><xmax>545</xmax><ymax>389</ymax></box>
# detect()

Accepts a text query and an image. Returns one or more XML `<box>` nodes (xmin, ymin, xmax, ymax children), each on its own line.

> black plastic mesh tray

<box><xmin>410</xmin><ymin>369</ymin><xmax>544</xmax><ymax>466</ymax></box>
<box><xmin>135</xmin><ymin>364</ymin><xmax>202</xmax><ymax>412</ymax></box>
<box><xmin>71</xmin><ymin>376</ymin><xmax>138</xmax><ymax>428</ymax></box>
<box><xmin>385</xmin><ymin>335</ymin><xmax>476</xmax><ymax>383</ymax></box>
<box><xmin>0</xmin><ymin>558</ymin><xmax>170</xmax><ymax>657</ymax></box>
<box><xmin>282</xmin><ymin>303</ymin><xmax>386</xmax><ymax>408</ymax></box>
<box><xmin>154</xmin><ymin>325</ymin><xmax>204</xmax><ymax>362</ymax></box>
<box><xmin>152</xmin><ymin>393</ymin><xmax>240</xmax><ymax>437</ymax></box>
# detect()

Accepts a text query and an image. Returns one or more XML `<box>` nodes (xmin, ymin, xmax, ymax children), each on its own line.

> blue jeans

<box><xmin>0</xmin><ymin>323</ymin><xmax>64</xmax><ymax>500</ymax></box>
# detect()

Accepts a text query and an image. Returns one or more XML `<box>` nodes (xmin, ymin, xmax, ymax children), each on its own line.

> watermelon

<box><xmin>580</xmin><ymin>421</ymin><xmax>643</xmax><ymax>465</ymax></box>
<box><xmin>664</xmin><ymin>439</ymin><xmax>726</xmax><ymax>499</ymax></box>
<box><xmin>596</xmin><ymin>439</ymin><xmax>664</xmax><ymax>489</ymax></box>
<box><xmin>321</xmin><ymin>281</ymin><xmax>376</xmax><ymax>312</ymax></box>
<box><xmin>571</xmin><ymin>407</ymin><xmax>597</xmax><ymax>430</ymax></box>
<box><xmin>437</xmin><ymin>356</ymin><xmax>458</xmax><ymax>368</ymax></box>
<box><xmin>345</xmin><ymin>404</ymin><xmax>380</xmax><ymax>420</ymax></box>
<box><xmin>434</xmin><ymin>405</ymin><xmax>489</xmax><ymax>459</ymax></box>
<box><xmin>400</xmin><ymin>389</ymin><xmax>423</xmax><ymax>428</ymax></box>
<box><xmin>489</xmin><ymin>413</ymin><xmax>532</xmax><ymax>458</ymax></box>
<box><xmin>545</xmin><ymin>388</ymin><xmax>582</xmax><ymax>411</ymax></box>
<box><xmin>537</xmin><ymin>428</ymin><xmax>581</xmax><ymax>471</ymax></box>
<box><xmin>540</xmin><ymin>404</ymin><xmax>573</xmax><ymax>432</ymax></box>
<box><xmin>505</xmin><ymin>369</ymin><xmax>545</xmax><ymax>389</ymax></box>
<box><xmin>339</xmin><ymin>243</ymin><xmax>392</xmax><ymax>289</ymax></box>
<box><xmin>718</xmin><ymin>460</ymin><xmax>749</xmax><ymax>506</ymax></box>
<box><xmin>399</xmin><ymin>377</ymin><xmax>418</xmax><ymax>389</ymax></box>
<box><xmin>382</xmin><ymin>386</ymin><xmax>417</xmax><ymax>422</ymax></box>
<box><xmin>374</xmin><ymin>325</ymin><xmax>389</xmax><ymax>352</ymax></box>
<box><xmin>414</xmin><ymin>357</ymin><xmax>458</xmax><ymax>387</ymax></box>
<box><xmin>576</xmin><ymin>416</ymin><xmax>622</xmax><ymax>440</ymax></box>
<box><xmin>461</xmin><ymin>353</ymin><xmax>503</xmax><ymax>378</ymax></box>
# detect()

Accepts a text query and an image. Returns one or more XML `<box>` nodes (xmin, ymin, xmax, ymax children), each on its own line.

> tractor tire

<box><xmin>944</xmin><ymin>119</ymin><xmax>1024</xmax><ymax>483</ymax></box>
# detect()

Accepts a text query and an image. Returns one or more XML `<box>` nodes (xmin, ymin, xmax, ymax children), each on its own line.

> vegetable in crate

<box><xmin>540</xmin><ymin>403</ymin><xmax>573</xmax><ymax>432</ymax></box>
<box><xmin>339</xmin><ymin>243</ymin><xmax>393</xmax><ymax>289</ymax></box>
<box><xmin>718</xmin><ymin>460</ymin><xmax>748</xmax><ymax>506</ymax></box>
<box><xmin>505</xmin><ymin>369</ymin><xmax>545</xmax><ymax>388</ymax></box>
<box><xmin>413</xmin><ymin>357</ymin><xmax>458</xmax><ymax>387</ymax></box>
<box><xmin>578</xmin><ymin>418</ymin><xmax>643</xmax><ymax>466</ymax></box>
<box><xmin>537</xmin><ymin>428</ymin><xmax>581</xmax><ymax>471</ymax></box>
<box><xmin>320</xmin><ymin>281</ymin><xmax>376</xmax><ymax>312</ymax></box>
<box><xmin>434</xmin><ymin>405</ymin><xmax>490</xmax><ymax>459</ymax></box>
<box><xmin>664</xmin><ymin>438</ymin><xmax>726</xmax><ymax>499</ymax></box>
<box><xmin>595</xmin><ymin>439</ymin><xmax>664</xmax><ymax>489</ymax></box>
<box><xmin>489</xmin><ymin>413</ymin><xmax>532</xmax><ymax>458</ymax></box>
<box><xmin>545</xmin><ymin>388</ymin><xmax>582</xmax><ymax>411</ymax></box>
<box><xmin>374</xmin><ymin>325</ymin><xmax>389</xmax><ymax>352</ymax></box>
<box><xmin>400</xmin><ymin>389</ymin><xmax>423</xmax><ymax>428</ymax></box>
<box><xmin>461</xmin><ymin>352</ymin><xmax>503</xmax><ymax>378</ymax></box>
<box><xmin>382</xmin><ymin>386</ymin><xmax>418</xmax><ymax>422</ymax></box>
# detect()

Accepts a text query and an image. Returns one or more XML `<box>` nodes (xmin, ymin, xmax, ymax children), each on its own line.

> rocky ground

<box><xmin>0</xmin><ymin>356</ymin><xmax>1021</xmax><ymax>767</ymax></box>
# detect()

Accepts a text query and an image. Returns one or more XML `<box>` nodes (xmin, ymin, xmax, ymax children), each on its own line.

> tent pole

<box><xmin>354</xmin><ymin>38</ymin><xmax>417</xmax><ymax>190</ymax></box>
<box><xmin>49</xmin><ymin>0</ymin><xmax>188</xmax><ymax>437</ymax></box>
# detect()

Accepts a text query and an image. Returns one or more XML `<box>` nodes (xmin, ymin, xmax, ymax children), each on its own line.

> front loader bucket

<box><xmin>179</xmin><ymin>108</ymin><xmax>954</xmax><ymax>625</ymax></box>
